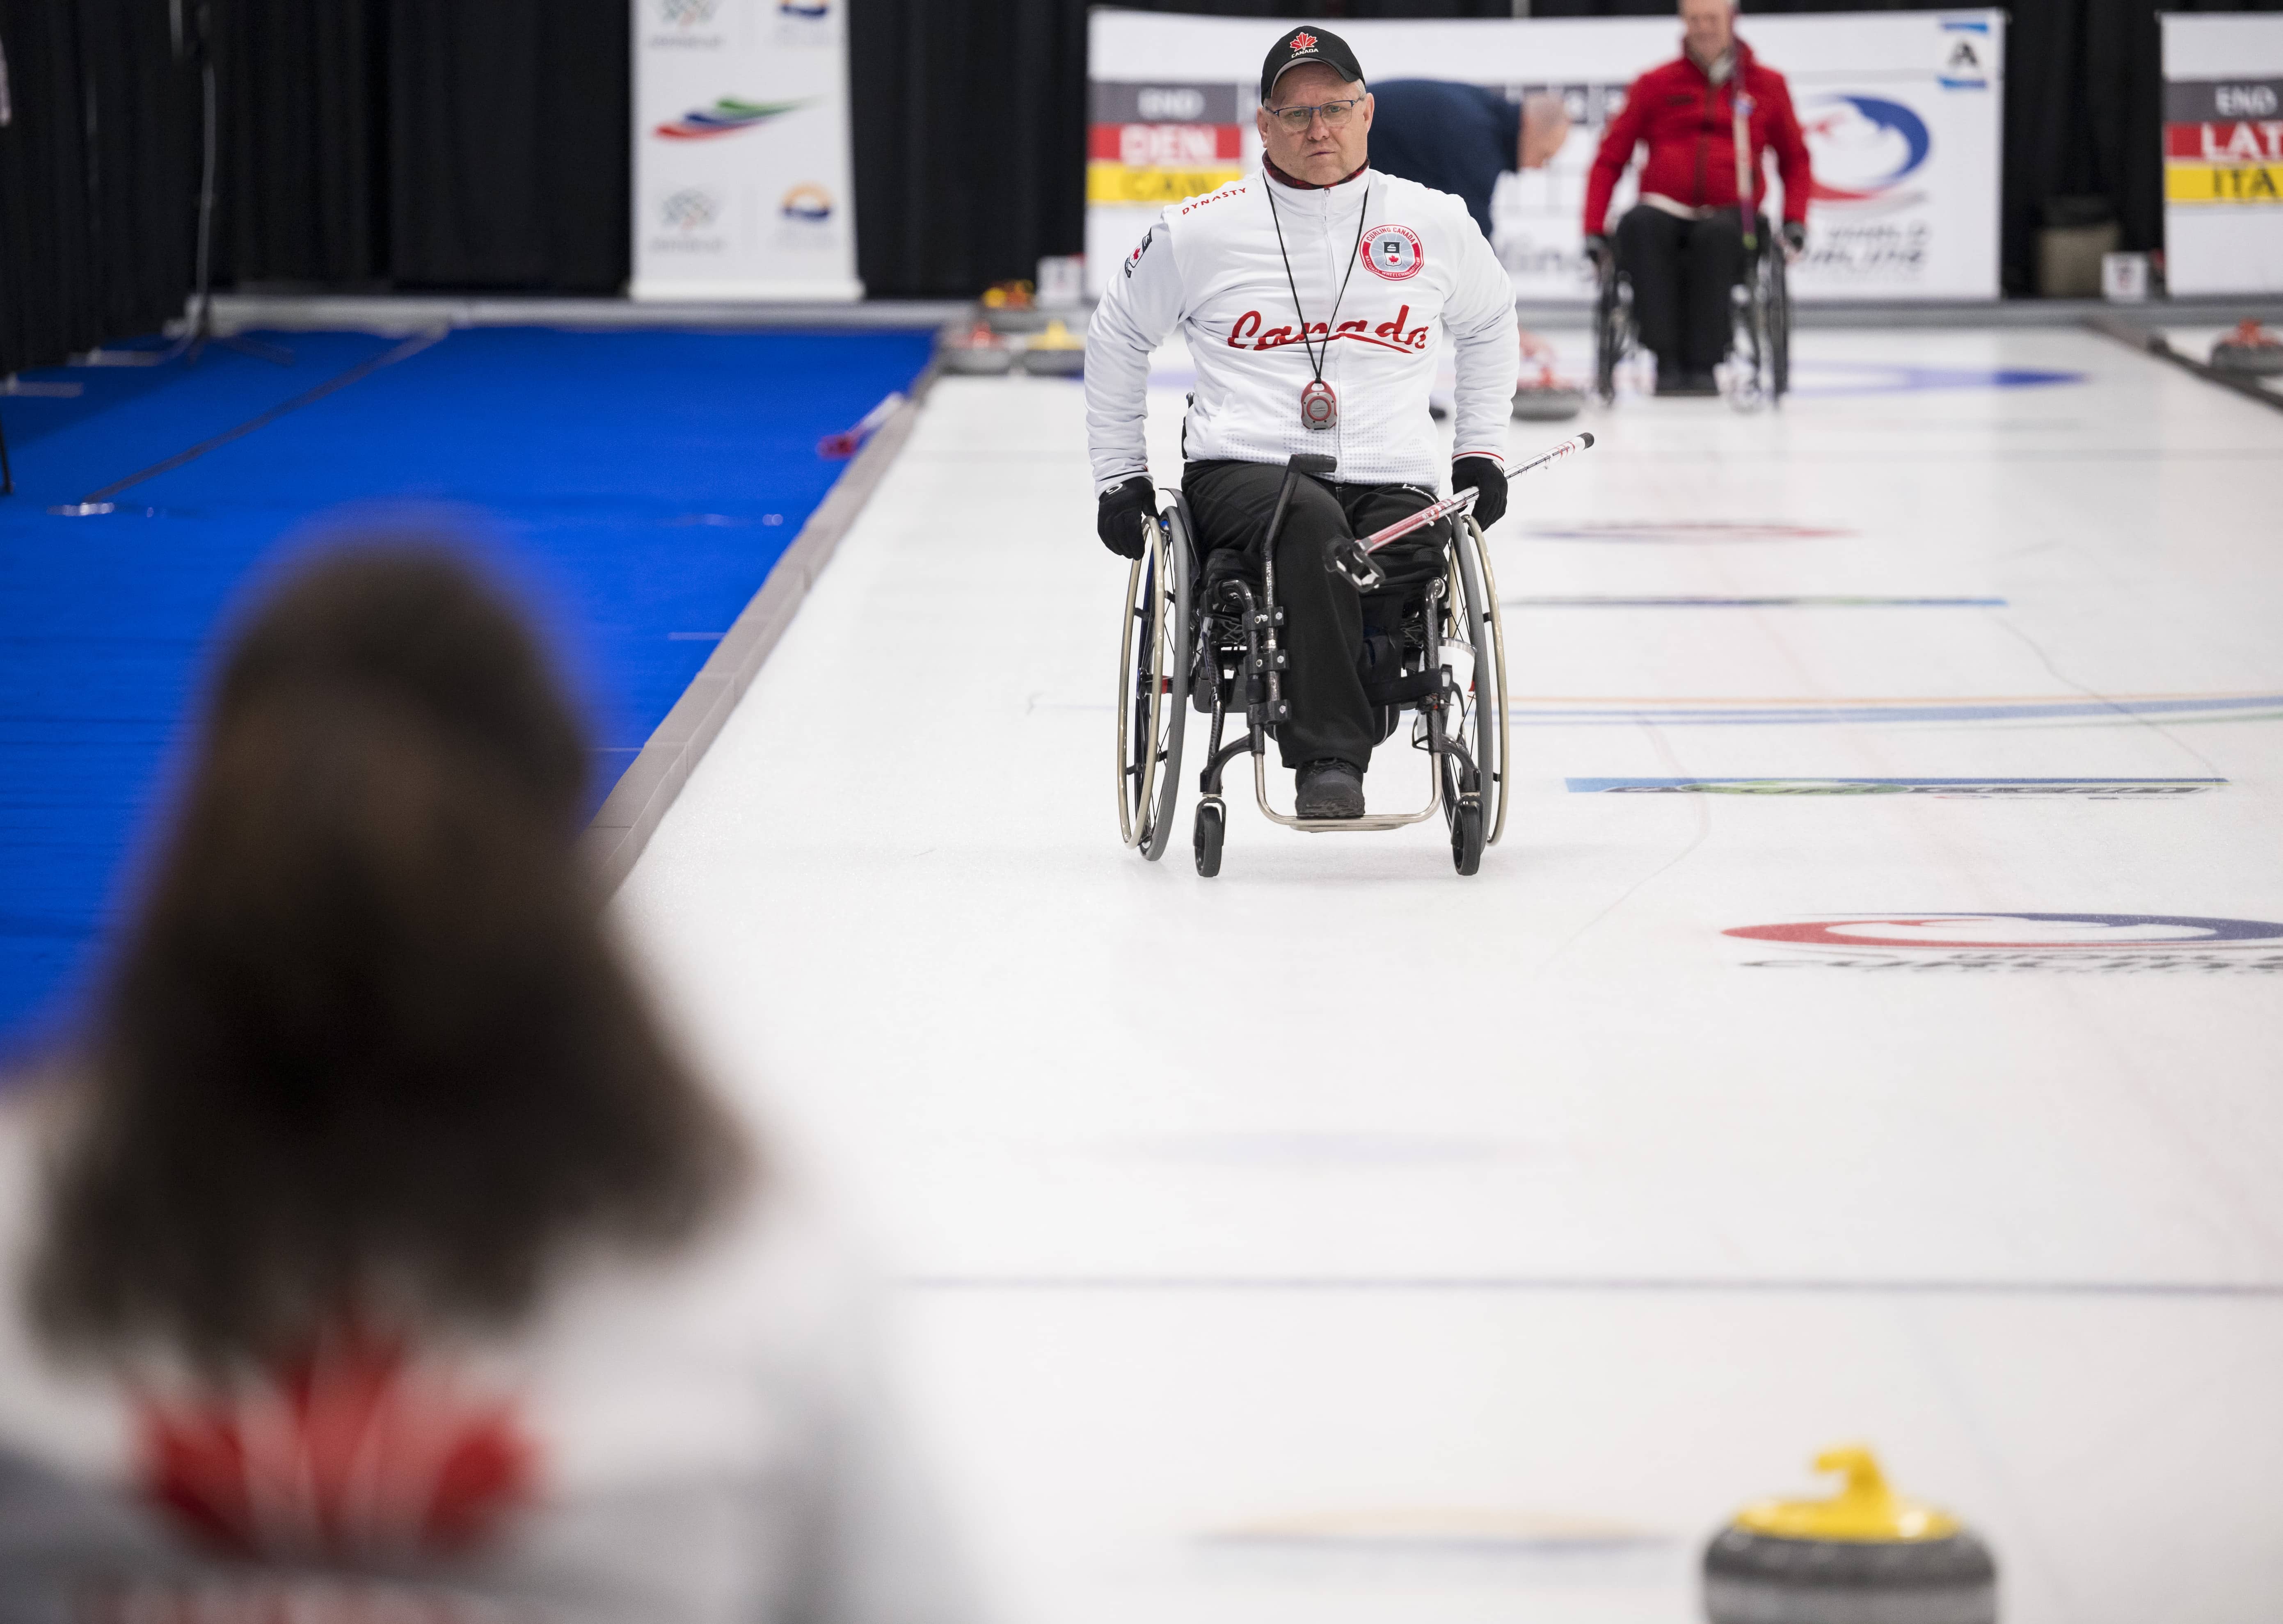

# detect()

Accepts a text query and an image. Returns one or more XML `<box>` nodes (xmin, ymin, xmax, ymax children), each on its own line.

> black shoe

<box><xmin>1295</xmin><ymin>758</ymin><xmax>1365</xmax><ymax>819</ymax></box>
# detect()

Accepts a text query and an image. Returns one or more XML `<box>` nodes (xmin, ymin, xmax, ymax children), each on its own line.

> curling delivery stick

<box><xmin>817</xmin><ymin>391</ymin><xmax>906</xmax><ymax>459</ymax></box>
<box><xmin>1328</xmin><ymin>432</ymin><xmax>1595</xmax><ymax>588</ymax></box>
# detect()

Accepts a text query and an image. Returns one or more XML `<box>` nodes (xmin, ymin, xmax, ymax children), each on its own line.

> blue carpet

<box><xmin>0</xmin><ymin>325</ymin><xmax>934</xmax><ymax>1052</ymax></box>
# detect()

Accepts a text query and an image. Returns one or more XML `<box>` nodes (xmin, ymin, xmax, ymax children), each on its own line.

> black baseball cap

<box><xmin>1260</xmin><ymin>26</ymin><xmax>1364</xmax><ymax>103</ymax></box>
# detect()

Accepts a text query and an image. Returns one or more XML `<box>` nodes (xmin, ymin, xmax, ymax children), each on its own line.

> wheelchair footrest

<box><xmin>1361</xmin><ymin>669</ymin><xmax>1452</xmax><ymax>708</ymax></box>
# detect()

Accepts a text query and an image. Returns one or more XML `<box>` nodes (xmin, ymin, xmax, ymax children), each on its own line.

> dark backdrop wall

<box><xmin>0</xmin><ymin>0</ymin><xmax>197</xmax><ymax>375</ymax></box>
<box><xmin>4</xmin><ymin>0</ymin><xmax>2279</xmax><ymax>370</ymax></box>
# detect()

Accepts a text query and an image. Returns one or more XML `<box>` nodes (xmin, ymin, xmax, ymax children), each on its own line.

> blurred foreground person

<box><xmin>0</xmin><ymin>547</ymin><xmax>972</xmax><ymax>1624</ymax></box>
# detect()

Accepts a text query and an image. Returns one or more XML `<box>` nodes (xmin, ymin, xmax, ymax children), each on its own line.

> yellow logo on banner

<box><xmin>2166</xmin><ymin>162</ymin><xmax>2283</xmax><ymax>205</ymax></box>
<box><xmin>1087</xmin><ymin>162</ymin><xmax>1245</xmax><ymax>205</ymax></box>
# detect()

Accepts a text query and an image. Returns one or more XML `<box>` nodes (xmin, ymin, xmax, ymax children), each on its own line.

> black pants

<box><xmin>1183</xmin><ymin>459</ymin><xmax>1444</xmax><ymax>773</ymax></box>
<box><xmin>1617</xmin><ymin>206</ymin><xmax>1748</xmax><ymax>373</ymax></box>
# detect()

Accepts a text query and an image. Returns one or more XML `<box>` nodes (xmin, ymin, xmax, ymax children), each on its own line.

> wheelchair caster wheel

<box><xmin>1450</xmin><ymin>797</ymin><xmax>1484</xmax><ymax>876</ymax></box>
<box><xmin>1194</xmin><ymin>799</ymin><xmax>1225</xmax><ymax>878</ymax></box>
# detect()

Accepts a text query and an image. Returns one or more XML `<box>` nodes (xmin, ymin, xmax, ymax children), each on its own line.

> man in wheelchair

<box><xmin>1086</xmin><ymin>25</ymin><xmax>1519</xmax><ymax>820</ymax></box>
<box><xmin>1581</xmin><ymin>0</ymin><xmax>1811</xmax><ymax>396</ymax></box>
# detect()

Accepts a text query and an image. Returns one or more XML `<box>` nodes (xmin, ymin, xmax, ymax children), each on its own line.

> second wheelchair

<box><xmin>1593</xmin><ymin>217</ymin><xmax>1790</xmax><ymax>411</ymax></box>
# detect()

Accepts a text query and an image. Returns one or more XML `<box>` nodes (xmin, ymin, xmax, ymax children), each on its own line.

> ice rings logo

<box><xmin>1727</xmin><ymin>914</ymin><xmax>2283</xmax><ymax>974</ymax></box>
<box><xmin>1728</xmin><ymin>914</ymin><xmax>2283</xmax><ymax>950</ymax></box>
<box><xmin>1360</xmin><ymin>224</ymin><xmax>1423</xmax><ymax>281</ymax></box>
<box><xmin>1802</xmin><ymin>95</ymin><xmax>1931</xmax><ymax>211</ymax></box>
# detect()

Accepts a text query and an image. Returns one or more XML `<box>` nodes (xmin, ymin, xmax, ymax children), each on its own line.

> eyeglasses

<box><xmin>1265</xmin><ymin>96</ymin><xmax>1365</xmax><ymax>133</ymax></box>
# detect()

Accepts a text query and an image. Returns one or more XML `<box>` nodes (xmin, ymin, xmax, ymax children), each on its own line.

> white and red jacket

<box><xmin>1086</xmin><ymin>164</ymin><xmax>1519</xmax><ymax>493</ymax></box>
<box><xmin>0</xmin><ymin>1103</ymin><xmax>975</xmax><ymax>1624</ymax></box>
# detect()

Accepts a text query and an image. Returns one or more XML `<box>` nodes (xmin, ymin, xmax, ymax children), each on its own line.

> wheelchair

<box><xmin>1116</xmin><ymin>452</ymin><xmax>1510</xmax><ymax>877</ymax></box>
<box><xmin>1592</xmin><ymin>213</ymin><xmax>1790</xmax><ymax>411</ymax></box>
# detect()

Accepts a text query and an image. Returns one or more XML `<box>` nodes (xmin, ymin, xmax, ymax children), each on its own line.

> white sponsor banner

<box><xmin>1087</xmin><ymin>10</ymin><xmax>2002</xmax><ymax>302</ymax></box>
<box><xmin>2162</xmin><ymin>14</ymin><xmax>2283</xmax><ymax>296</ymax></box>
<box><xmin>631</xmin><ymin>0</ymin><xmax>861</xmax><ymax>302</ymax></box>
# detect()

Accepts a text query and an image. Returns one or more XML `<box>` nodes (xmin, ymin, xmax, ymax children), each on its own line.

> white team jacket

<box><xmin>1085</xmin><ymin>165</ymin><xmax>1519</xmax><ymax>493</ymax></box>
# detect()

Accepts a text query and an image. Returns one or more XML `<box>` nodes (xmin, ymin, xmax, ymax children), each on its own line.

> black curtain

<box><xmin>387</xmin><ymin>0</ymin><xmax>626</xmax><ymax>290</ymax></box>
<box><xmin>0</xmin><ymin>0</ymin><xmax>197</xmax><ymax>376</ymax></box>
<box><xmin>213</xmin><ymin>0</ymin><xmax>626</xmax><ymax>294</ymax></box>
<box><xmin>212</xmin><ymin>0</ymin><xmax>386</xmax><ymax>286</ymax></box>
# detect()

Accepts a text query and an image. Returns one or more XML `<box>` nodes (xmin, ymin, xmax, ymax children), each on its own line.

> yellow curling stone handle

<box><xmin>1030</xmin><ymin>320</ymin><xmax>1085</xmax><ymax>350</ymax></box>
<box><xmin>1732</xmin><ymin>1446</ymin><xmax>1962</xmax><ymax>1543</ymax></box>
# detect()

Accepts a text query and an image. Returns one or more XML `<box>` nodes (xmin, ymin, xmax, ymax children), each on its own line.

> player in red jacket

<box><xmin>1583</xmin><ymin>0</ymin><xmax>1812</xmax><ymax>395</ymax></box>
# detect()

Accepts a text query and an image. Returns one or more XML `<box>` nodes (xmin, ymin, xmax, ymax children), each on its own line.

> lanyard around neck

<box><xmin>1264</xmin><ymin>177</ymin><xmax>1371</xmax><ymax>389</ymax></box>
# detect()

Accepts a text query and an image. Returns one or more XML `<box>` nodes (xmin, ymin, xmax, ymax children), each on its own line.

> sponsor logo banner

<box><xmin>1510</xmin><ymin>595</ymin><xmax>2004</xmax><ymax>607</ymax></box>
<box><xmin>1570</xmin><ymin>778</ymin><xmax>2224</xmax><ymax>797</ymax></box>
<box><xmin>1520</xmin><ymin>521</ymin><xmax>1851</xmax><ymax>542</ymax></box>
<box><xmin>1726</xmin><ymin>912</ymin><xmax>2283</xmax><ymax>973</ymax></box>
<box><xmin>632</xmin><ymin>0</ymin><xmax>858</xmax><ymax>299</ymax></box>
<box><xmin>1505</xmin><ymin>692</ymin><xmax>2283</xmax><ymax>728</ymax></box>
<box><xmin>1086</xmin><ymin>10</ymin><xmax>2003</xmax><ymax>300</ymax></box>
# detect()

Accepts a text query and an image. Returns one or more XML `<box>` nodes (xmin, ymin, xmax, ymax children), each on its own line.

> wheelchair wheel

<box><xmin>1593</xmin><ymin>262</ymin><xmax>1630</xmax><ymax>405</ymax></box>
<box><xmin>1445</xmin><ymin>516</ymin><xmax>1510</xmax><ymax>847</ymax></box>
<box><xmin>1450</xmin><ymin>797</ymin><xmax>1485</xmax><ymax>876</ymax></box>
<box><xmin>1114</xmin><ymin>499</ymin><xmax>1191</xmax><ymax>859</ymax></box>
<box><xmin>1767</xmin><ymin>244</ymin><xmax>1791</xmax><ymax>402</ymax></box>
<box><xmin>1193</xmin><ymin>798</ymin><xmax>1224</xmax><ymax>878</ymax></box>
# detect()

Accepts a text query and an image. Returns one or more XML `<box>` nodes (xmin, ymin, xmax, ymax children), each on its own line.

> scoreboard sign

<box><xmin>2163</xmin><ymin>15</ymin><xmax>2283</xmax><ymax>294</ymax></box>
<box><xmin>1089</xmin><ymin>83</ymin><xmax>1245</xmax><ymax>206</ymax></box>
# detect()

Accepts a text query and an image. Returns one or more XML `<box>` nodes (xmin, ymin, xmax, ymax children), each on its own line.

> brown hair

<box><xmin>31</xmin><ymin>543</ymin><xmax>744</xmax><ymax>1364</ymax></box>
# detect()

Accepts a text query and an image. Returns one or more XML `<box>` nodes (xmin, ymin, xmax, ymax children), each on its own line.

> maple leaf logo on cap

<box><xmin>1289</xmin><ymin>31</ymin><xmax>1317</xmax><ymax>49</ymax></box>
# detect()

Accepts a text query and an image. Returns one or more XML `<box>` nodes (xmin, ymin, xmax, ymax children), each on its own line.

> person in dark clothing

<box><xmin>1181</xmin><ymin>462</ymin><xmax>1450</xmax><ymax>777</ymax></box>
<box><xmin>1365</xmin><ymin>81</ymin><xmax>1572</xmax><ymax>240</ymax></box>
<box><xmin>1581</xmin><ymin>0</ymin><xmax>1812</xmax><ymax>395</ymax></box>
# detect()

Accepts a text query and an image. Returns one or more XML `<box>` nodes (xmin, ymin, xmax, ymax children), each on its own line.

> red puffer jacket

<box><xmin>1583</xmin><ymin>39</ymin><xmax>1813</xmax><ymax>236</ymax></box>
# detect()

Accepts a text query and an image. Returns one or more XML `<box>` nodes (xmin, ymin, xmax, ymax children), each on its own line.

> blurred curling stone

<box><xmin>939</xmin><ymin>319</ymin><xmax>1013</xmax><ymax>376</ymax></box>
<box><xmin>1512</xmin><ymin>331</ymin><xmax>1584</xmax><ymax>420</ymax></box>
<box><xmin>2210</xmin><ymin>319</ymin><xmax>2283</xmax><ymax>376</ymax></box>
<box><xmin>1019</xmin><ymin>319</ymin><xmax>1087</xmax><ymax>377</ymax></box>
<box><xmin>1703</xmin><ymin>1446</ymin><xmax>1996</xmax><ymax>1624</ymax></box>
<box><xmin>981</xmin><ymin>280</ymin><xmax>1050</xmax><ymax>334</ymax></box>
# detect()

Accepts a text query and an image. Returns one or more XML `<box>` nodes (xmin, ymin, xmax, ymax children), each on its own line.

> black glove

<box><xmin>1583</xmin><ymin>233</ymin><xmax>1613</xmax><ymax>273</ymax></box>
<box><xmin>1452</xmin><ymin>457</ymin><xmax>1507</xmax><ymax>530</ymax></box>
<box><xmin>1780</xmin><ymin>219</ymin><xmax>1807</xmax><ymax>255</ymax></box>
<box><xmin>1096</xmin><ymin>475</ymin><xmax>1156</xmax><ymax>560</ymax></box>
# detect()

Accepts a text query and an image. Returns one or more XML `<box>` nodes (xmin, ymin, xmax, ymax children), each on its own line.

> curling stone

<box><xmin>1512</xmin><ymin>384</ymin><xmax>1586</xmax><ymax>420</ymax></box>
<box><xmin>1019</xmin><ymin>319</ymin><xmax>1087</xmax><ymax>376</ymax></box>
<box><xmin>2210</xmin><ymin>320</ymin><xmax>2283</xmax><ymax>376</ymax></box>
<box><xmin>1702</xmin><ymin>1447</ymin><xmax>1995</xmax><ymax>1624</ymax></box>
<box><xmin>938</xmin><ymin>320</ymin><xmax>1013</xmax><ymax>376</ymax></box>
<box><xmin>1511</xmin><ymin>338</ymin><xmax>1585</xmax><ymax>419</ymax></box>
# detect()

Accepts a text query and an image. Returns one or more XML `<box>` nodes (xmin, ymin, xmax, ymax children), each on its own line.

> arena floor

<box><xmin>614</xmin><ymin>324</ymin><xmax>2283</xmax><ymax>1624</ymax></box>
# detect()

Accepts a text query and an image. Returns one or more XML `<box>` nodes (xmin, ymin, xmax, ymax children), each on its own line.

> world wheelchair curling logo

<box><xmin>1803</xmin><ymin>95</ymin><xmax>1932</xmax><ymax>213</ymax></box>
<box><xmin>1725</xmin><ymin>914</ymin><xmax>2283</xmax><ymax>974</ymax></box>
